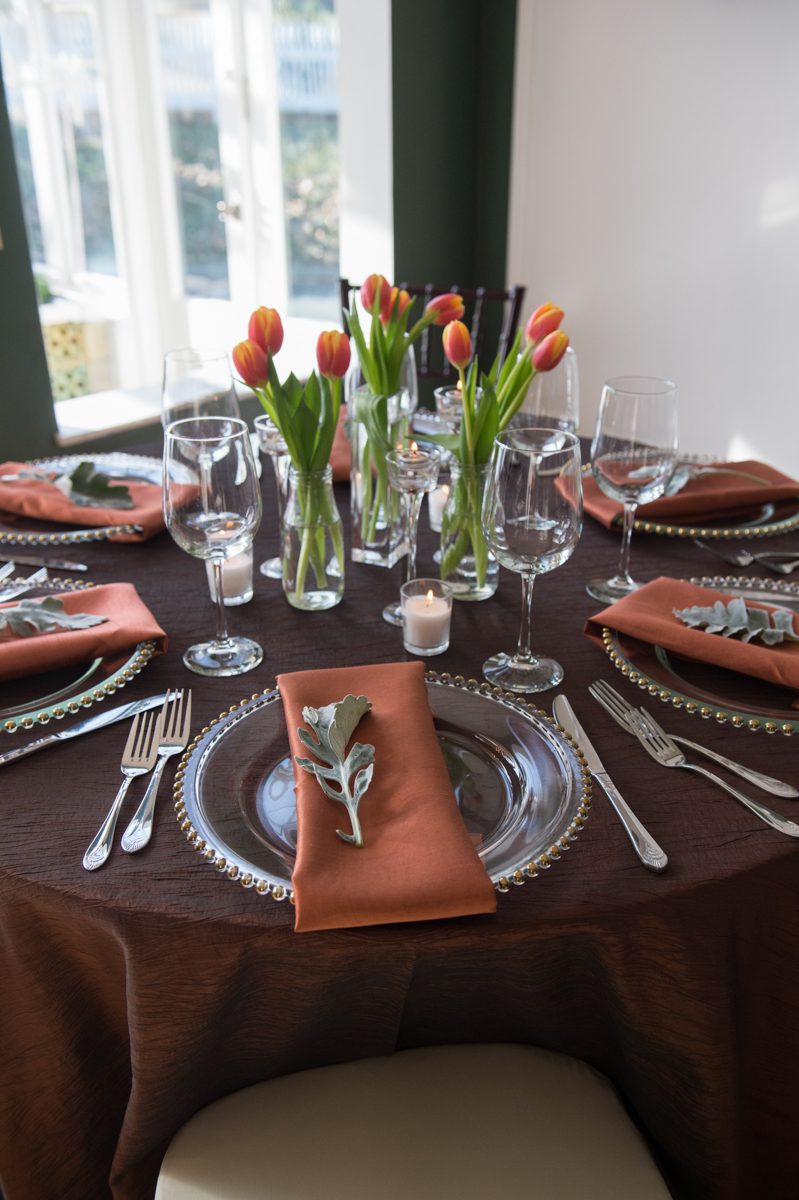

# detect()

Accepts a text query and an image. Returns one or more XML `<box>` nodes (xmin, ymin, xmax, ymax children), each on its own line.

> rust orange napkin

<box><xmin>0</xmin><ymin>583</ymin><xmax>167</xmax><ymax>682</ymax></box>
<box><xmin>330</xmin><ymin>406</ymin><xmax>351</xmax><ymax>483</ymax></box>
<box><xmin>0</xmin><ymin>461</ymin><xmax>165</xmax><ymax>541</ymax></box>
<box><xmin>277</xmin><ymin>661</ymin><xmax>496</xmax><ymax>932</ymax></box>
<box><xmin>585</xmin><ymin>576</ymin><xmax>799</xmax><ymax>694</ymax></box>
<box><xmin>583</xmin><ymin>460</ymin><xmax>799</xmax><ymax>529</ymax></box>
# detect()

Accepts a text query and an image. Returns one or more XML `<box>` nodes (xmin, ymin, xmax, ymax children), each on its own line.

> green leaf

<box><xmin>294</xmin><ymin>694</ymin><xmax>375</xmax><ymax>846</ymax></box>
<box><xmin>674</xmin><ymin>597</ymin><xmax>799</xmax><ymax>645</ymax></box>
<box><xmin>0</xmin><ymin>596</ymin><xmax>108</xmax><ymax>639</ymax></box>
<box><xmin>69</xmin><ymin>462</ymin><xmax>133</xmax><ymax>509</ymax></box>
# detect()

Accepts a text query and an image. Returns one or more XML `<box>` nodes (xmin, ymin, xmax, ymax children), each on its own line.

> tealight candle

<box><xmin>206</xmin><ymin>547</ymin><xmax>254</xmax><ymax>607</ymax></box>
<box><xmin>427</xmin><ymin>482</ymin><xmax>450</xmax><ymax>532</ymax></box>
<box><xmin>401</xmin><ymin>579</ymin><xmax>453</xmax><ymax>656</ymax></box>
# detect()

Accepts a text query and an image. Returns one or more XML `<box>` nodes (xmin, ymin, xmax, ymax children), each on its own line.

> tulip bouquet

<box><xmin>233</xmin><ymin>307</ymin><xmax>351</xmax><ymax>608</ymax></box>
<box><xmin>346</xmin><ymin>274</ymin><xmax>465</xmax><ymax>565</ymax></box>
<box><xmin>433</xmin><ymin>304</ymin><xmax>570</xmax><ymax>595</ymax></box>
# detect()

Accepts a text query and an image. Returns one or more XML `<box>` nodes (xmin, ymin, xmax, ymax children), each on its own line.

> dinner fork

<box><xmin>591</xmin><ymin>689</ymin><xmax>799</xmax><ymax>838</ymax></box>
<box><xmin>590</xmin><ymin>679</ymin><xmax>798</xmax><ymax>798</ymax></box>
<box><xmin>120</xmin><ymin>689</ymin><xmax>192</xmax><ymax>853</ymax></box>
<box><xmin>83</xmin><ymin>709</ymin><xmax>162</xmax><ymax>870</ymax></box>
<box><xmin>0</xmin><ymin>566</ymin><xmax>49</xmax><ymax>602</ymax></box>
<box><xmin>693</xmin><ymin>539</ymin><xmax>799</xmax><ymax>574</ymax></box>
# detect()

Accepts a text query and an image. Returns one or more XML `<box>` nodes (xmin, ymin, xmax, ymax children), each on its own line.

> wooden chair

<box><xmin>339</xmin><ymin>279</ymin><xmax>526</xmax><ymax>386</ymax></box>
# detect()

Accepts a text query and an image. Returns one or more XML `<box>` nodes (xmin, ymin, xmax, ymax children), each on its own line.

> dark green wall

<box><xmin>0</xmin><ymin>61</ymin><xmax>57</xmax><ymax>458</ymax></box>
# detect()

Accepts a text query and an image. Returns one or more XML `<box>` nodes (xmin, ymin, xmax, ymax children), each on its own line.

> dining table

<box><xmin>1</xmin><ymin>441</ymin><xmax>798</xmax><ymax>1200</ymax></box>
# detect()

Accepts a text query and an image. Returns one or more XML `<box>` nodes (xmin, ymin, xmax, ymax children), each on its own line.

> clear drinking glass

<box><xmin>519</xmin><ymin>345</ymin><xmax>580</xmax><ymax>433</ymax></box>
<box><xmin>253</xmin><ymin>413</ymin><xmax>290</xmax><ymax>580</ymax></box>
<box><xmin>162</xmin><ymin>348</ymin><xmax>241</xmax><ymax>427</ymax></box>
<box><xmin>586</xmin><ymin>377</ymin><xmax>679</xmax><ymax>604</ymax></box>
<box><xmin>164</xmin><ymin>417</ymin><xmax>263</xmax><ymax>676</ymax></box>
<box><xmin>482</xmin><ymin>428</ymin><xmax>583</xmax><ymax>693</ymax></box>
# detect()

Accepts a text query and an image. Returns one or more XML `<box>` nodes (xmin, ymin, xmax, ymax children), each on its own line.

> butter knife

<box><xmin>553</xmin><ymin>694</ymin><xmax>668</xmax><ymax>873</ymax></box>
<box><xmin>0</xmin><ymin>693</ymin><xmax>168</xmax><ymax>768</ymax></box>
<box><xmin>0</xmin><ymin>553</ymin><xmax>89</xmax><ymax>572</ymax></box>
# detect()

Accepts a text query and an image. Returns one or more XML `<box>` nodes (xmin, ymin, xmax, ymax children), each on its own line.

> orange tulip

<box><xmin>360</xmin><ymin>273</ymin><xmax>392</xmax><ymax>317</ymax></box>
<box><xmin>248</xmin><ymin>306</ymin><xmax>284</xmax><ymax>356</ymax></box>
<box><xmin>316</xmin><ymin>330</ymin><xmax>351</xmax><ymax>379</ymax></box>
<box><xmin>442</xmin><ymin>320</ymin><xmax>472</xmax><ymax>369</ymax></box>
<box><xmin>532</xmin><ymin>330</ymin><xmax>569</xmax><ymax>372</ymax></box>
<box><xmin>425</xmin><ymin>292</ymin><xmax>465</xmax><ymax>327</ymax></box>
<box><xmin>524</xmin><ymin>302</ymin><xmax>565</xmax><ymax>344</ymax></box>
<box><xmin>380</xmin><ymin>286</ymin><xmax>412</xmax><ymax>325</ymax></box>
<box><xmin>232</xmin><ymin>339</ymin><xmax>269</xmax><ymax>389</ymax></box>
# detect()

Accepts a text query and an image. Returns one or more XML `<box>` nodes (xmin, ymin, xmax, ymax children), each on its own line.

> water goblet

<box><xmin>162</xmin><ymin>348</ymin><xmax>241</xmax><ymax>427</ymax></box>
<box><xmin>482</xmin><ymin>428</ymin><xmax>583</xmax><ymax>693</ymax></box>
<box><xmin>519</xmin><ymin>345</ymin><xmax>580</xmax><ymax>433</ymax></box>
<box><xmin>383</xmin><ymin>444</ymin><xmax>441</xmax><ymax>626</ymax></box>
<box><xmin>253</xmin><ymin>413</ymin><xmax>290</xmax><ymax>580</ymax></box>
<box><xmin>164</xmin><ymin>416</ymin><xmax>263</xmax><ymax>676</ymax></box>
<box><xmin>586</xmin><ymin>377</ymin><xmax>679</xmax><ymax>605</ymax></box>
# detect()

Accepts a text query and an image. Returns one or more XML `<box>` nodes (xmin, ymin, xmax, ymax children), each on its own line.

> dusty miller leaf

<box><xmin>0</xmin><ymin>597</ymin><xmax>108</xmax><ymax>639</ymax></box>
<box><xmin>674</xmin><ymin>597</ymin><xmax>799</xmax><ymax>646</ymax></box>
<box><xmin>294</xmin><ymin>694</ymin><xmax>374</xmax><ymax>846</ymax></box>
<box><xmin>69</xmin><ymin>462</ymin><xmax>134</xmax><ymax>509</ymax></box>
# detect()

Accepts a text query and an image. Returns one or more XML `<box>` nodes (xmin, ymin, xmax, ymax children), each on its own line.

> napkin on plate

<box><xmin>277</xmin><ymin>661</ymin><xmax>497</xmax><ymax>932</ymax></box>
<box><xmin>585</xmin><ymin>576</ymin><xmax>799</xmax><ymax>694</ymax></box>
<box><xmin>0</xmin><ymin>583</ymin><xmax>167</xmax><ymax>682</ymax></box>
<box><xmin>583</xmin><ymin>460</ymin><xmax>799</xmax><ymax>529</ymax></box>
<box><xmin>0</xmin><ymin>461</ymin><xmax>165</xmax><ymax>541</ymax></box>
<box><xmin>330</xmin><ymin>407</ymin><xmax>351</xmax><ymax>483</ymax></box>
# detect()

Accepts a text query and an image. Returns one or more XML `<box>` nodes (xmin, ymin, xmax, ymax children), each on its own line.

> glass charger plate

<box><xmin>600</xmin><ymin>575</ymin><xmax>799</xmax><ymax>735</ymax></box>
<box><xmin>174</xmin><ymin>672</ymin><xmax>592</xmax><ymax>903</ymax></box>
<box><xmin>0</xmin><ymin>575</ymin><xmax>157</xmax><ymax>732</ymax></box>
<box><xmin>0</xmin><ymin>452</ymin><xmax>161</xmax><ymax>547</ymax></box>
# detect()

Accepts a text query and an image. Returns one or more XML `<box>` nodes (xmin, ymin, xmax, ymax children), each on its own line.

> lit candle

<box><xmin>206</xmin><ymin>547</ymin><xmax>254</xmax><ymax>606</ymax></box>
<box><xmin>427</xmin><ymin>482</ymin><xmax>450</xmax><ymax>532</ymax></box>
<box><xmin>401</xmin><ymin>580</ymin><xmax>453</xmax><ymax>655</ymax></box>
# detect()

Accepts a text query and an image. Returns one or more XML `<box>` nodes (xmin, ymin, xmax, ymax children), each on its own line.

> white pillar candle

<box><xmin>427</xmin><ymin>483</ymin><xmax>450</xmax><ymax>532</ymax></box>
<box><xmin>403</xmin><ymin>590</ymin><xmax>451</xmax><ymax>649</ymax></box>
<box><xmin>206</xmin><ymin>547</ymin><xmax>254</xmax><ymax>606</ymax></box>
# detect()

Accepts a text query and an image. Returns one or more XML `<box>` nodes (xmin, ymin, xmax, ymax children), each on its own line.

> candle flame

<box><xmin>411</xmin><ymin>441</ymin><xmax>419</xmax><ymax>454</ymax></box>
<box><xmin>425</xmin><ymin>589</ymin><xmax>434</xmax><ymax>606</ymax></box>
<box><xmin>456</xmin><ymin>378</ymin><xmax>463</xmax><ymax>393</ymax></box>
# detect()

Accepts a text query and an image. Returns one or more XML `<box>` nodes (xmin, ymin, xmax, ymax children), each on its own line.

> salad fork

<box><xmin>83</xmin><ymin>708</ymin><xmax>162</xmax><ymax>870</ymax></box>
<box><xmin>693</xmin><ymin>539</ymin><xmax>799</xmax><ymax>573</ymax></box>
<box><xmin>0</xmin><ymin>567</ymin><xmax>49</xmax><ymax>602</ymax></box>
<box><xmin>121</xmin><ymin>689</ymin><xmax>192</xmax><ymax>853</ymax></box>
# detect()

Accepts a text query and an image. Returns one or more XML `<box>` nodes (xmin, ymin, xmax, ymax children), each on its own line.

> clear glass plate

<box><xmin>0</xmin><ymin>575</ymin><xmax>157</xmax><ymax>732</ymax></box>
<box><xmin>0</xmin><ymin>452</ymin><xmax>161</xmax><ymax>546</ymax></box>
<box><xmin>175</xmin><ymin>673</ymin><xmax>591</xmax><ymax>902</ymax></box>
<box><xmin>601</xmin><ymin>575</ymin><xmax>799</xmax><ymax>735</ymax></box>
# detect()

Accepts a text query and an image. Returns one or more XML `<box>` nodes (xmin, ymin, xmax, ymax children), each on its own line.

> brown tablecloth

<box><xmin>1</xmin><ymin>445</ymin><xmax>798</xmax><ymax>1200</ymax></box>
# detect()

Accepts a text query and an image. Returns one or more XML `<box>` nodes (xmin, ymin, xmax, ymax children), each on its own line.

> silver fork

<box><xmin>120</xmin><ymin>689</ymin><xmax>192</xmax><ymax>853</ymax></box>
<box><xmin>590</xmin><ymin>679</ymin><xmax>798</xmax><ymax>799</ymax></box>
<box><xmin>0</xmin><ymin>566</ymin><xmax>49</xmax><ymax>602</ymax></box>
<box><xmin>83</xmin><ymin>709</ymin><xmax>162</xmax><ymax>870</ymax></box>
<box><xmin>693</xmin><ymin>539</ymin><xmax>799</xmax><ymax>574</ymax></box>
<box><xmin>592</xmin><ymin>691</ymin><xmax>799</xmax><ymax>838</ymax></box>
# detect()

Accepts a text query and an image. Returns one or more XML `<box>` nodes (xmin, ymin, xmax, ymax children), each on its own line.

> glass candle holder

<box><xmin>433</xmin><ymin>384</ymin><xmax>482</xmax><ymax>432</ymax></box>
<box><xmin>401</xmin><ymin>579</ymin><xmax>453</xmax><ymax>656</ymax></box>
<box><xmin>253</xmin><ymin>413</ymin><xmax>289</xmax><ymax>580</ymax></box>
<box><xmin>427</xmin><ymin>479</ymin><xmax>450</xmax><ymax>533</ymax></box>
<box><xmin>206</xmin><ymin>546</ymin><xmax>254</xmax><ymax>606</ymax></box>
<box><xmin>383</xmin><ymin>443</ymin><xmax>441</xmax><ymax>626</ymax></box>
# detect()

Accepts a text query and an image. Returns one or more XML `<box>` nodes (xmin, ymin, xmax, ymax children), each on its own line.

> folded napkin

<box><xmin>277</xmin><ymin>661</ymin><xmax>497</xmax><ymax>932</ymax></box>
<box><xmin>330</xmin><ymin>406</ymin><xmax>351</xmax><ymax>483</ymax></box>
<box><xmin>0</xmin><ymin>583</ymin><xmax>167</xmax><ymax>682</ymax></box>
<box><xmin>0</xmin><ymin>461</ymin><xmax>165</xmax><ymax>541</ymax></box>
<box><xmin>585</xmin><ymin>576</ymin><xmax>799</xmax><ymax>694</ymax></box>
<box><xmin>583</xmin><ymin>460</ymin><xmax>799</xmax><ymax>529</ymax></box>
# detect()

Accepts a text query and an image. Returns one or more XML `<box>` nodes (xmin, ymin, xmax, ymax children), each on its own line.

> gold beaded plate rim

<box><xmin>601</xmin><ymin>575</ymin><xmax>799</xmax><ymax>736</ymax></box>
<box><xmin>0</xmin><ymin>575</ymin><xmax>157</xmax><ymax>732</ymax></box>
<box><xmin>0</xmin><ymin>452</ymin><xmax>160</xmax><ymax>546</ymax></box>
<box><xmin>172</xmin><ymin>671</ymin><xmax>592</xmax><ymax>904</ymax></box>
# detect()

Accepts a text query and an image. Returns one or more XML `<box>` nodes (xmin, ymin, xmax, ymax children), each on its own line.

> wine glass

<box><xmin>162</xmin><ymin>348</ymin><xmax>241</xmax><ymax>427</ymax></box>
<box><xmin>520</xmin><ymin>345</ymin><xmax>580</xmax><ymax>433</ymax></box>
<box><xmin>586</xmin><ymin>377</ymin><xmax>678</xmax><ymax>604</ymax></box>
<box><xmin>383</xmin><ymin>444</ymin><xmax>441</xmax><ymax>625</ymax></box>
<box><xmin>164</xmin><ymin>417</ymin><xmax>263</xmax><ymax>676</ymax></box>
<box><xmin>253</xmin><ymin>413</ymin><xmax>290</xmax><ymax>580</ymax></box>
<box><xmin>482</xmin><ymin>428</ymin><xmax>582</xmax><ymax>692</ymax></box>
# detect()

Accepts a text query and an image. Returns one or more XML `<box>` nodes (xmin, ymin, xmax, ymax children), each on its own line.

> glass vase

<box><xmin>281</xmin><ymin>465</ymin><xmax>344</xmax><ymax>610</ymax></box>
<box><xmin>439</xmin><ymin>461</ymin><xmax>499</xmax><ymax>601</ymax></box>
<box><xmin>346</xmin><ymin>348</ymin><xmax>418</xmax><ymax>568</ymax></box>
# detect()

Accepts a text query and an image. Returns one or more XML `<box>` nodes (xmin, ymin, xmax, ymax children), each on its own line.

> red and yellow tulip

<box><xmin>359</xmin><ymin>273</ymin><xmax>392</xmax><ymax>318</ymax></box>
<box><xmin>232</xmin><ymin>339</ymin><xmax>269</xmax><ymax>389</ymax></box>
<box><xmin>425</xmin><ymin>292</ymin><xmax>466</xmax><ymax>327</ymax></box>
<box><xmin>532</xmin><ymin>329</ymin><xmax>569</xmax><ymax>372</ymax></box>
<box><xmin>524</xmin><ymin>302</ymin><xmax>564</xmax><ymax>345</ymax></box>
<box><xmin>316</xmin><ymin>330</ymin><xmax>351</xmax><ymax>380</ymax></box>
<box><xmin>442</xmin><ymin>320</ymin><xmax>473</xmax><ymax>370</ymax></box>
<box><xmin>248</xmin><ymin>306</ymin><xmax>284</xmax><ymax>356</ymax></box>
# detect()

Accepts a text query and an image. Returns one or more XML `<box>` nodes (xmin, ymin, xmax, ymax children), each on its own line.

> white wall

<box><xmin>508</xmin><ymin>0</ymin><xmax>799</xmax><ymax>473</ymax></box>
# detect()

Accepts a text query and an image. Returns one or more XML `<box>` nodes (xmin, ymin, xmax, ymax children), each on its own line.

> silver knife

<box><xmin>553</xmin><ymin>694</ymin><xmax>668</xmax><ymax>873</ymax></box>
<box><xmin>0</xmin><ymin>553</ymin><xmax>89</xmax><ymax>572</ymax></box>
<box><xmin>0</xmin><ymin>693</ymin><xmax>168</xmax><ymax>768</ymax></box>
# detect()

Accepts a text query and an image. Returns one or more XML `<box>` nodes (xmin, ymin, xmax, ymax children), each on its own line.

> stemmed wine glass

<box><xmin>586</xmin><ymin>377</ymin><xmax>678</xmax><ymax>604</ymax></box>
<box><xmin>383</xmin><ymin>444</ymin><xmax>441</xmax><ymax>625</ymax></box>
<box><xmin>482</xmin><ymin>428</ymin><xmax>583</xmax><ymax>692</ymax></box>
<box><xmin>162</xmin><ymin>348</ymin><xmax>241</xmax><ymax>427</ymax></box>
<box><xmin>164</xmin><ymin>417</ymin><xmax>263</xmax><ymax>676</ymax></box>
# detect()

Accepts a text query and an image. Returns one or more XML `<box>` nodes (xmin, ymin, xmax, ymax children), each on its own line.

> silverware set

<box><xmin>82</xmin><ymin>690</ymin><xmax>192</xmax><ymax>871</ymax></box>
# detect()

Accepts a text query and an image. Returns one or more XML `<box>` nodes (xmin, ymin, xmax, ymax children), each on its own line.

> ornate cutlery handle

<box><xmin>595</xmin><ymin>772</ymin><xmax>668</xmax><ymax>872</ymax></box>
<box><xmin>120</xmin><ymin>755</ymin><xmax>167</xmax><ymax>853</ymax></box>
<box><xmin>0</xmin><ymin>735</ymin><xmax>59</xmax><ymax>767</ymax></box>
<box><xmin>83</xmin><ymin>775</ymin><xmax>135</xmax><ymax>870</ymax></box>
<box><xmin>687</xmin><ymin>764</ymin><xmax>799</xmax><ymax>837</ymax></box>
<box><xmin>672</xmin><ymin>736</ymin><xmax>798</xmax><ymax>798</ymax></box>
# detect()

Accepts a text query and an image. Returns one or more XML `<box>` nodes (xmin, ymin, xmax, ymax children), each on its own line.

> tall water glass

<box><xmin>586</xmin><ymin>377</ymin><xmax>678</xmax><ymax>604</ymax></box>
<box><xmin>164</xmin><ymin>417</ymin><xmax>263</xmax><ymax>676</ymax></box>
<box><xmin>520</xmin><ymin>345</ymin><xmax>580</xmax><ymax>433</ymax></box>
<box><xmin>482</xmin><ymin>428</ymin><xmax>582</xmax><ymax>693</ymax></box>
<box><xmin>162</xmin><ymin>348</ymin><xmax>241</xmax><ymax>427</ymax></box>
<box><xmin>253</xmin><ymin>413</ymin><xmax>290</xmax><ymax>580</ymax></box>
